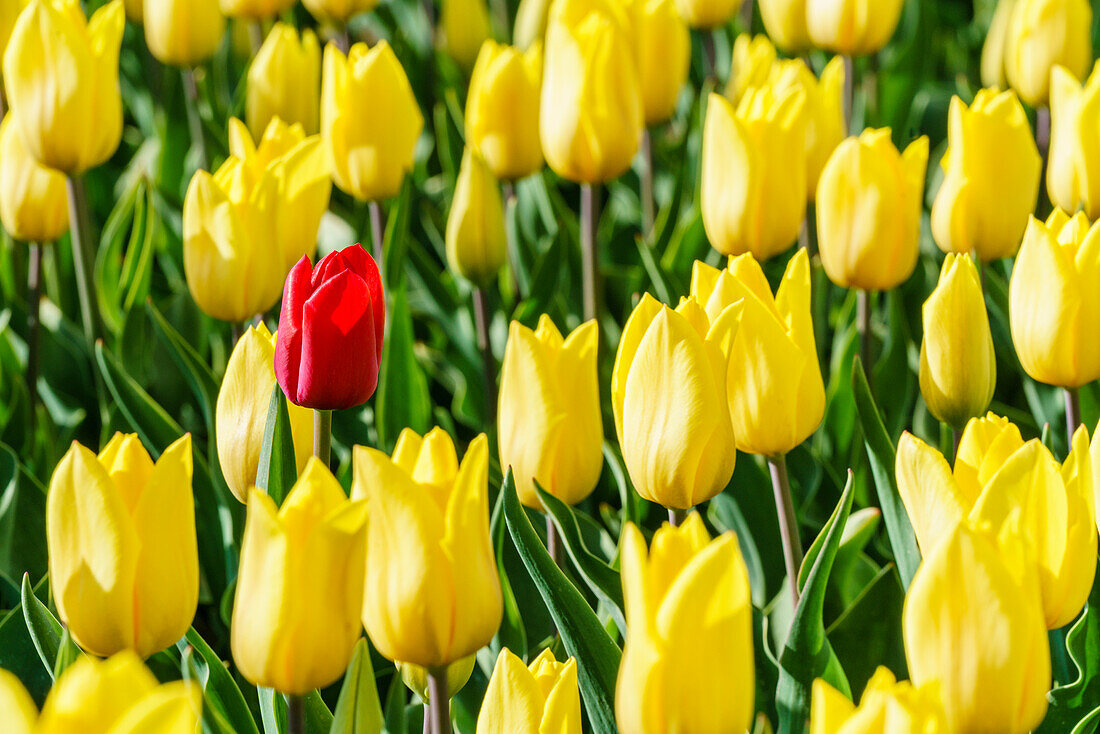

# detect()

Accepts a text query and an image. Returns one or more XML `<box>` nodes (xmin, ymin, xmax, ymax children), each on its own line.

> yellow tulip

<box><xmin>466</xmin><ymin>40</ymin><xmax>544</xmax><ymax>181</ymax></box>
<box><xmin>499</xmin><ymin>316</ymin><xmax>603</xmax><ymax>508</ymax></box>
<box><xmin>441</xmin><ymin>0</ymin><xmax>491</xmax><ymax>72</ymax></box>
<box><xmin>477</xmin><ymin>648</ymin><xmax>581</xmax><ymax>734</ymax></box>
<box><xmin>918</xmin><ymin>254</ymin><xmax>996</xmax><ymax>429</ymax></box>
<box><xmin>980</xmin><ymin>0</ymin><xmax>1014</xmax><ymax>89</ymax></box>
<box><xmin>725</xmin><ymin>34</ymin><xmax>777</xmax><ymax>105</ymax></box>
<box><xmin>616</xmin><ymin>514</ymin><xmax>754</xmax><ymax>733</ymax></box>
<box><xmin>691</xmin><ymin>249</ymin><xmax>824</xmax><ymax>456</ymax></box>
<box><xmin>612</xmin><ymin>293</ymin><xmax>742</xmax><ymax>510</ymax></box>
<box><xmin>816</xmin><ymin>129</ymin><xmax>928</xmax><ymax>291</ymax></box>
<box><xmin>353</xmin><ymin>429</ymin><xmax>502</xmax><ymax>668</ymax></box>
<box><xmin>216</xmin><ymin>323</ymin><xmax>315</xmax><ymax>504</ymax></box>
<box><xmin>539</xmin><ymin>0</ymin><xmax>643</xmax><ymax>184</ymax></box>
<box><xmin>0</xmin><ymin>1</ymin><xmax>27</xmax><ymax>62</ymax></box>
<box><xmin>810</xmin><ymin>668</ymin><xmax>948</xmax><ymax>734</ymax></box>
<box><xmin>218</xmin><ymin>0</ymin><xmax>295</xmax><ymax>19</ymax></box>
<box><xmin>702</xmin><ymin>88</ymin><xmax>807</xmax><ymax>260</ymax></box>
<box><xmin>931</xmin><ymin>90</ymin><xmax>1041</xmax><ymax>261</ymax></box>
<box><xmin>398</xmin><ymin>655</ymin><xmax>477</xmax><ymax>702</ymax></box>
<box><xmin>0</xmin><ymin>115</ymin><xmax>68</xmax><ymax>243</ymax></box>
<box><xmin>322</xmin><ymin>40</ymin><xmax>424</xmax><ymax>202</ymax></box>
<box><xmin>513</xmin><ymin>0</ymin><xmax>550</xmax><ymax>51</ymax></box>
<box><xmin>36</xmin><ymin>652</ymin><xmax>201</xmax><ymax>734</ymax></box>
<box><xmin>1009</xmin><ymin>209</ymin><xmax>1100</xmax><ymax>388</ymax></box>
<box><xmin>759</xmin><ymin>0</ymin><xmax>810</xmax><ymax>52</ymax></box>
<box><xmin>805</xmin><ymin>0</ymin><xmax>903</xmax><ymax>56</ymax></box>
<box><xmin>896</xmin><ymin>415</ymin><xmax>1097</xmax><ymax>629</ymax></box>
<box><xmin>445</xmin><ymin>147</ymin><xmax>508</xmax><ymax>287</ymax></box>
<box><xmin>123</xmin><ymin>0</ymin><xmax>141</xmax><ymax>21</ymax></box>
<box><xmin>47</xmin><ymin>434</ymin><xmax>197</xmax><ymax>658</ymax></box>
<box><xmin>231</xmin><ymin>459</ymin><xmax>368</xmax><ymax>695</ymax></box>
<box><xmin>1048</xmin><ymin>62</ymin><xmax>1100</xmax><ymax>219</ymax></box>
<box><xmin>903</xmin><ymin>523</ymin><xmax>1049</xmax><ymax>734</ymax></box>
<box><xmin>302</xmin><ymin>0</ymin><xmax>378</xmax><ymax>23</ymax></box>
<box><xmin>0</xmin><ymin>669</ymin><xmax>36</xmax><ymax>734</ymax></box>
<box><xmin>143</xmin><ymin>0</ymin><xmax>224</xmax><ymax>66</ymax></box>
<box><xmin>673</xmin><ymin>0</ymin><xmax>741</xmax><ymax>29</ymax></box>
<box><xmin>247</xmin><ymin>23</ymin><xmax>321</xmax><ymax>138</ymax></box>
<box><xmin>626</xmin><ymin>0</ymin><xmax>690</xmax><ymax>126</ymax></box>
<box><xmin>1003</xmin><ymin>0</ymin><xmax>1091</xmax><ymax>107</ymax></box>
<box><xmin>3</xmin><ymin>0</ymin><xmax>124</xmax><ymax>175</ymax></box>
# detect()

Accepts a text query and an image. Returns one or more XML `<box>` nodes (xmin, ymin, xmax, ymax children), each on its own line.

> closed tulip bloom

<box><xmin>0</xmin><ymin>116</ymin><xmax>68</xmax><ymax>243</ymax></box>
<box><xmin>673</xmin><ymin>0</ymin><xmax>741</xmax><ymax>29</ymax></box>
<box><xmin>232</xmin><ymin>460</ymin><xmax>368</xmax><ymax>695</ymax></box>
<box><xmin>1048</xmin><ymin>62</ymin><xmax>1100</xmax><ymax>219</ymax></box>
<box><xmin>446</xmin><ymin>147</ymin><xmax>508</xmax><ymax>287</ymax></box>
<box><xmin>702</xmin><ymin>87</ymin><xmax>807</xmax><ymax>260</ymax></box>
<box><xmin>931</xmin><ymin>90</ymin><xmax>1041</xmax><ymax>261</ymax></box>
<box><xmin>0</xmin><ymin>669</ymin><xmax>36</xmax><ymax>734</ymax></box>
<box><xmin>612</xmin><ymin>293</ymin><xmax>742</xmax><ymax>510</ymax></box>
<box><xmin>1004</xmin><ymin>0</ymin><xmax>1091</xmax><ymax>107</ymax></box>
<box><xmin>806</xmin><ymin>0</ymin><xmax>903</xmax><ymax>56</ymax></box>
<box><xmin>143</xmin><ymin>0</ymin><xmax>224</xmax><ymax>66</ymax></box>
<box><xmin>980</xmin><ymin>0</ymin><xmax>1014</xmax><ymax>88</ymax></box>
<box><xmin>247</xmin><ymin>24</ymin><xmax>321</xmax><ymax>138</ymax></box>
<box><xmin>36</xmin><ymin>652</ymin><xmax>201</xmax><ymax>734</ymax></box>
<box><xmin>47</xmin><ymin>434</ymin><xmax>198</xmax><ymax>658</ymax></box>
<box><xmin>303</xmin><ymin>0</ymin><xmax>378</xmax><ymax>23</ymax></box>
<box><xmin>616</xmin><ymin>515</ymin><xmax>754</xmax><ymax>734</ymax></box>
<box><xmin>477</xmin><ymin>649</ymin><xmax>581</xmax><ymax>734</ymax></box>
<box><xmin>1009</xmin><ymin>210</ymin><xmax>1100</xmax><ymax>388</ymax></box>
<box><xmin>441</xmin><ymin>0</ymin><xmax>491</xmax><ymax>72</ymax></box>
<box><xmin>275</xmin><ymin>247</ymin><xmax>385</xmax><ymax>410</ymax></box>
<box><xmin>783</xmin><ymin>57</ymin><xmax>845</xmax><ymax>198</ymax></box>
<box><xmin>219</xmin><ymin>0</ymin><xmax>294</xmax><ymax>18</ymax></box>
<box><xmin>627</xmin><ymin>0</ymin><xmax>690</xmax><ymax>125</ymax></box>
<box><xmin>216</xmin><ymin>323</ymin><xmax>315</xmax><ymax>503</ymax></box>
<box><xmin>810</xmin><ymin>668</ymin><xmax>948</xmax><ymax>734</ymax></box>
<box><xmin>513</xmin><ymin>0</ymin><xmax>550</xmax><ymax>50</ymax></box>
<box><xmin>903</xmin><ymin>523</ymin><xmax>1049</xmax><ymax>733</ymax></box>
<box><xmin>759</xmin><ymin>0</ymin><xmax>810</xmax><ymax>52</ymax></box>
<box><xmin>540</xmin><ymin>0</ymin><xmax>643</xmax><ymax>184</ymax></box>
<box><xmin>0</xmin><ymin>1</ymin><xmax>27</xmax><ymax>61</ymax></box>
<box><xmin>725</xmin><ymin>34</ymin><xmax>777</xmax><ymax>105</ymax></box>
<box><xmin>817</xmin><ymin>129</ymin><xmax>928</xmax><ymax>291</ymax></box>
<box><xmin>353</xmin><ymin>429</ymin><xmax>502</xmax><ymax>668</ymax></box>
<box><xmin>3</xmin><ymin>0</ymin><xmax>124</xmax><ymax>175</ymax></box>
<box><xmin>499</xmin><ymin>316</ymin><xmax>602</xmax><ymax>508</ymax></box>
<box><xmin>918</xmin><ymin>254</ymin><xmax>996</xmax><ymax>429</ymax></box>
<box><xmin>467</xmin><ymin>41</ymin><xmax>543</xmax><ymax>181</ymax></box>
<box><xmin>322</xmin><ymin>41</ymin><xmax>424</xmax><ymax>202</ymax></box>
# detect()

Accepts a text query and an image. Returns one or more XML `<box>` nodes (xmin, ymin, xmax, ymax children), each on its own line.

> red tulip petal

<box><xmin>275</xmin><ymin>255</ymin><xmax>314</xmax><ymax>404</ymax></box>
<box><xmin>336</xmin><ymin>244</ymin><xmax>385</xmax><ymax>363</ymax></box>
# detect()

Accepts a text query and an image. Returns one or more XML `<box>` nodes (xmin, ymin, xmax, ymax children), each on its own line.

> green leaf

<box><xmin>851</xmin><ymin>357</ymin><xmax>921</xmax><ymax>588</ymax></box>
<box><xmin>330</xmin><ymin>639</ymin><xmax>384</xmax><ymax>734</ymax></box>
<box><xmin>825</xmin><ymin>564</ymin><xmax>906</xmax><ymax>699</ymax></box>
<box><xmin>502</xmin><ymin>470</ymin><xmax>621</xmax><ymax>734</ymax></box>
<box><xmin>490</xmin><ymin>486</ymin><xmax>527</xmax><ymax>659</ymax></box>
<box><xmin>180</xmin><ymin>627</ymin><xmax>262</xmax><ymax>734</ymax></box>
<box><xmin>52</xmin><ymin>627</ymin><xmax>82</xmax><ymax>679</ymax></box>
<box><xmin>181</xmin><ymin>646</ymin><xmax>240</xmax><ymax>734</ymax></box>
<box><xmin>21</xmin><ymin>573</ymin><xmax>62</xmax><ymax>680</ymax></box>
<box><xmin>258</xmin><ymin>688</ymin><xmax>333</xmax><ymax>734</ymax></box>
<box><xmin>95</xmin><ymin>340</ymin><xmax>181</xmax><ymax>449</ymax></box>
<box><xmin>256</xmin><ymin>384</ymin><xmax>298</xmax><ymax>507</ymax></box>
<box><xmin>1040</xmin><ymin>578</ymin><xmax>1100</xmax><ymax>732</ymax></box>
<box><xmin>145</xmin><ymin>299</ymin><xmax>220</xmax><ymax>430</ymax></box>
<box><xmin>0</xmin><ymin>443</ymin><xmax>47</xmax><ymax>584</ymax></box>
<box><xmin>375</xmin><ymin>285</ymin><xmax>431</xmax><ymax>452</ymax></box>
<box><xmin>776</xmin><ymin>472</ymin><xmax>855</xmax><ymax>734</ymax></box>
<box><xmin>0</xmin><ymin>575</ymin><xmax>53</xmax><ymax>705</ymax></box>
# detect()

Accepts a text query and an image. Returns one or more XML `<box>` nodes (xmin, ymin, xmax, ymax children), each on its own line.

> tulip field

<box><xmin>3</xmin><ymin>0</ymin><xmax>1100</xmax><ymax>731</ymax></box>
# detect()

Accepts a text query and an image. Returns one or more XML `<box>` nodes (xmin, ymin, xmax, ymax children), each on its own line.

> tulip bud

<box><xmin>980</xmin><ymin>0</ymin><xmax>1014</xmax><ymax>89</ymax></box>
<box><xmin>0</xmin><ymin>116</ymin><xmax>69</xmax><ymax>243</ymax></box>
<box><xmin>540</xmin><ymin>0</ymin><xmax>643</xmax><ymax>184</ymax></box>
<box><xmin>322</xmin><ymin>40</ymin><xmax>424</xmax><ymax>202</ymax></box>
<box><xmin>216</xmin><ymin>323</ymin><xmax>315</xmax><ymax>504</ymax></box>
<box><xmin>477</xmin><ymin>649</ymin><xmax>582</xmax><ymax>734</ymax></box>
<box><xmin>918</xmin><ymin>254</ymin><xmax>996</xmax><ymax>429</ymax></box>
<box><xmin>3</xmin><ymin>0</ymin><xmax>124</xmax><ymax>175</ymax></box>
<box><xmin>810</xmin><ymin>668</ymin><xmax>947</xmax><ymax>734</ymax></box>
<box><xmin>903</xmin><ymin>523</ymin><xmax>1049</xmax><ymax>733</ymax></box>
<box><xmin>441</xmin><ymin>0</ymin><xmax>491</xmax><ymax>72</ymax></box>
<box><xmin>778</xmin><ymin>57</ymin><xmax>845</xmax><ymax>200</ymax></box>
<box><xmin>0</xmin><ymin>1</ymin><xmax>28</xmax><ymax>64</ymax></box>
<box><xmin>218</xmin><ymin>0</ymin><xmax>295</xmax><ymax>19</ymax></box>
<box><xmin>1003</xmin><ymin>0</ymin><xmax>1091</xmax><ymax>107</ymax></box>
<box><xmin>612</xmin><ymin>294</ymin><xmax>742</xmax><ymax>510</ymax></box>
<box><xmin>1048</xmin><ymin>62</ymin><xmax>1100</xmax><ymax>219</ymax></box>
<box><xmin>931</xmin><ymin>90</ymin><xmax>1041</xmax><ymax>261</ymax></box>
<box><xmin>232</xmin><ymin>460</ymin><xmax>368</xmax><ymax>695</ymax></box>
<box><xmin>692</xmin><ymin>249</ymin><xmax>825</xmax><ymax>457</ymax></box>
<box><xmin>816</xmin><ymin>129</ymin><xmax>928</xmax><ymax>291</ymax></box>
<box><xmin>1009</xmin><ymin>210</ymin><xmax>1100</xmax><ymax>388</ymax></box>
<box><xmin>616</xmin><ymin>514</ymin><xmax>754</xmax><ymax>733</ymax></box>
<box><xmin>47</xmin><ymin>434</ymin><xmax>198</xmax><ymax>658</ymax></box>
<box><xmin>0</xmin><ymin>669</ymin><xmax>36</xmax><ymax>734</ymax></box>
<box><xmin>36</xmin><ymin>652</ymin><xmax>201</xmax><ymax>733</ymax></box>
<box><xmin>446</xmin><ymin>147</ymin><xmax>508</xmax><ymax>287</ymax></box>
<box><xmin>759</xmin><ymin>0</ymin><xmax>810</xmax><ymax>52</ymax></box>
<box><xmin>466</xmin><ymin>40</ymin><xmax>544</xmax><ymax>181</ymax></box>
<box><xmin>499</xmin><ymin>316</ymin><xmax>603</xmax><ymax>508</ymax></box>
<box><xmin>624</xmin><ymin>0</ymin><xmax>690</xmax><ymax>126</ymax></box>
<box><xmin>302</xmin><ymin>0</ymin><xmax>378</xmax><ymax>23</ymax></box>
<box><xmin>673</xmin><ymin>0</ymin><xmax>741</xmax><ymax>29</ymax></box>
<box><xmin>353</xmin><ymin>429</ymin><xmax>502</xmax><ymax>668</ymax></box>
<box><xmin>725</xmin><ymin>34</ymin><xmax>777</xmax><ymax>105</ymax></box>
<box><xmin>513</xmin><ymin>0</ymin><xmax>550</xmax><ymax>51</ymax></box>
<box><xmin>397</xmin><ymin>656</ymin><xmax>476</xmax><ymax>703</ymax></box>
<box><xmin>275</xmin><ymin>247</ymin><xmax>385</xmax><ymax>410</ymax></box>
<box><xmin>247</xmin><ymin>23</ymin><xmax>321</xmax><ymax>138</ymax></box>
<box><xmin>702</xmin><ymin>88</ymin><xmax>807</xmax><ymax>260</ymax></box>
<box><xmin>143</xmin><ymin>0</ymin><xmax>225</xmax><ymax>66</ymax></box>
<box><xmin>806</xmin><ymin>0</ymin><xmax>903</xmax><ymax>56</ymax></box>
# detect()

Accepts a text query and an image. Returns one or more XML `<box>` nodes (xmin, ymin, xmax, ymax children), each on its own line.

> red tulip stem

<box><xmin>369</xmin><ymin>201</ymin><xmax>386</xmax><ymax>273</ymax></box>
<box><xmin>427</xmin><ymin>669</ymin><xmax>451</xmax><ymax>734</ymax></box>
<box><xmin>580</xmin><ymin>183</ymin><xmax>600</xmax><ymax>323</ymax></box>
<box><xmin>502</xmin><ymin>182</ymin><xmax>522</xmax><ymax>300</ymax></box>
<box><xmin>842</xmin><ymin>55</ymin><xmax>854</xmax><ymax>134</ymax></box>
<box><xmin>65</xmin><ymin>176</ymin><xmax>101</xmax><ymax>345</ymax></box>
<box><xmin>1066</xmin><ymin>387</ymin><xmax>1082</xmax><ymax>440</ymax></box>
<box><xmin>641</xmin><ymin>129</ymin><xmax>655</xmax><ymax>238</ymax></box>
<box><xmin>26</xmin><ymin>242</ymin><xmax>42</xmax><ymax>407</ymax></box>
<box><xmin>858</xmin><ymin>289</ymin><xmax>874</xmax><ymax>397</ymax></box>
<box><xmin>768</xmin><ymin>452</ymin><xmax>803</xmax><ymax>607</ymax></box>
<box><xmin>473</xmin><ymin>288</ymin><xmax>496</xmax><ymax>421</ymax></box>
<box><xmin>667</xmin><ymin>508</ymin><xmax>688</xmax><ymax>527</ymax></box>
<box><xmin>287</xmin><ymin>694</ymin><xmax>305</xmax><ymax>734</ymax></box>
<box><xmin>314</xmin><ymin>409</ymin><xmax>332</xmax><ymax>466</ymax></box>
<box><xmin>182</xmin><ymin>67</ymin><xmax>208</xmax><ymax>172</ymax></box>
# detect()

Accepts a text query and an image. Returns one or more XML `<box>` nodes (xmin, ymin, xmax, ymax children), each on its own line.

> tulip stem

<box><xmin>502</xmin><ymin>182</ymin><xmax>522</xmax><ymax>300</ymax></box>
<box><xmin>641</xmin><ymin>129</ymin><xmax>655</xmax><ymax>238</ymax></box>
<box><xmin>314</xmin><ymin>409</ymin><xmax>332</xmax><ymax>466</ymax></box>
<box><xmin>427</xmin><ymin>669</ymin><xmax>450</xmax><ymax>734</ymax></box>
<box><xmin>248</xmin><ymin>21</ymin><xmax>264</xmax><ymax>56</ymax></box>
<box><xmin>767</xmin><ymin>453</ymin><xmax>803</xmax><ymax>606</ymax></box>
<box><xmin>739</xmin><ymin>0</ymin><xmax>753</xmax><ymax>32</ymax></box>
<box><xmin>287</xmin><ymin>694</ymin><xmax>305</xmax><ymax>734</ymax></box>
<box><xmin>842</xmin><ymin>55</ymin><xmax>854</xmax><ymax>134</ymax></box>
<box><xmin>26</xmin><ymin>242</ymin><xmax>42</xmax><ymax>406</ymax></box>
<box><xmin>546</xmin><ymin>515</ymin><xmax>562</xmax><ymax>566</ymax></box>
<box><xmin>1065</xmin><ymin>386</ymin><xmax>1082</xmax><ymax>439</ymax></box>
<box><xmin>65</xmin><ymin>176</ymin><xmax>101</xmax><ymax>346</ymax></box>
<box><xmin>182</xmin><ymin>67</ymin><xmax>208</xmax><ymax>172</ymax></box>
<box><xmin>369</xmin><ymin>200</ymin><xmax>386</xmax><ymax>272</ymax></box>
<box><xmin>857</xmin><ymin>289</ymin><xmax>874</xmax><ymax>396</ymax></box>
<box><xmin>702</xmin><ymin>31</ymin><xmax>717</xmax><ymax>83</ymax></box>
<box><xmin>473</xmin><ymin>288</ymin><xmax>496</xmax><ymax>421</ymax></box>
<box><xmin>580</xmin><ymin>183</ymin><xmax>600</xmax><ymax>323</ymax></box>
<box><xmin>667</xmin><ymin>508</ymin><xmax>688</xmax><ymax>527</ymax></box>
<box><xmin>1037</xmin><ymin>106</ymin><xmax>1052</xmax><ymax>218</ymax></box>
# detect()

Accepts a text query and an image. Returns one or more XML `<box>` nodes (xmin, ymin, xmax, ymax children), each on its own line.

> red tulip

<box><xmin>275</xmin><ymin>246</ymin><xmax>385</xmax><ymax>410</ymax></box>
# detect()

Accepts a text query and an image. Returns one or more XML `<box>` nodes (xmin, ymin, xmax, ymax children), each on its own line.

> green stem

<box><xmin>858</xmin><ymin>289</ymin><xmax>874</xmax><ymax>397</ymax></box>
<box><xmin>287</xmin><ymin>694</ymin><xmax>305</xmax><ymax>734</ymax></box>
<box><xmin>65</xmin><ymin>176</ymin><xmax>100</xmax><ymax>346</ymax></box>
<box><xmin>427</xmin><ymin>669</ymin><xmax>450</xmax><ymax>734</ymax></box>
<box><xmin>473</xmin><ymin>287</ymin><xmax>495</xmax><ymax>421</ymax></box>
<box><xmin>667</xmin><ymin>507</ymin><xmax>688</xmax><ymax>527</ymax></box>
<box><xmin>26</xmin><ymin>242</ymin><xmax>41</xmax><ymax>405</ymax></box>
<box><xmin>502</xmin><ymin>181</ymin><xmax>522</xmax><ymax>301</ymax></box>
<box><xmin>182</xmin><ymin>67</ymin><xmax>208</xmax><ymax>171</ymax></box>
<box><xmin>768</xmin><ymin>453</ymin><xmax>803</xmax><ymax>606</ymax></box>
<box><xmin>739</xmin><ymin>0</ymin><xmax>752</xmax><ymax>32</ymax></box>
<box><xmin>369</xmin><ymin>200</ymin><xmax>386</xmax><ymax>272</ymax></box>
<box><xmin>640</xmin><ymin>128</ymin><xmax>654</xmax><ymax>237</ymax></box>
<box><xmin>545</xmin><ymin>514</ymin><xmax>561</xmax><ymax>567</ymax></box>
<box><xmin>842</xmin><ymin>54</ymin><xmax>854</xmax><ymax>134</ymax></box>
<box><xmin>580</xmin><ymin>183</ymin><xmax>599</xmax><ymax>323</ymax></box>
<box><xmin>1065</xmin><ymin>386</ymin><xmax>1082</xmax><ymax>440</ymax></box>
<box><xmin>248</xmin><ymin>20</ymin><xmax>264</xmax><ymax>55</ymax></box>
<box><xmin>314</xmin><ymin>409</ymin><xmax>332</xmax><ymax>466</ymax></box>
